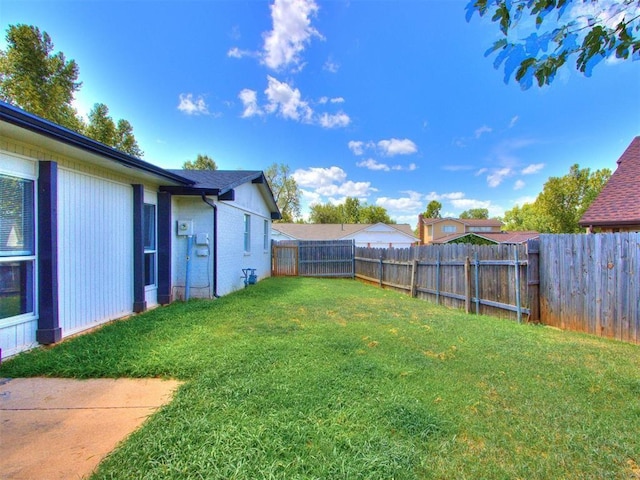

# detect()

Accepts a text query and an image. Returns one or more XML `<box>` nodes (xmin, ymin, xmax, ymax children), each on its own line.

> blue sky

<box><xmin>2</xmin><ymin>0</ymin><xmax>639</xmax><ymax>227</ymax></box>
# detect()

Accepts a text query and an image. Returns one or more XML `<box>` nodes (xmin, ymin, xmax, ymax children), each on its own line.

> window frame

<box><xmin>263</xmin><ymin>219</ymin><xmax>269</xmax><ymax>252</ymax></box>
<box><xmin>143</xmin><ymin>203</ymin><xmax>157</xmax><ymax>288</ymax></box>
<box><xmin>0</xmin><ymin>172</ymin><xmax>37</xmax><ymax>322</ymax></box>
<box><xmin>243</xmin><ymin>214</ymin><xmax>251</xmax><ymax>253</ymax></box>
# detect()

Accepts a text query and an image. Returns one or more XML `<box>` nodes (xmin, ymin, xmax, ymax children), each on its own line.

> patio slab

<box><xmin>0</xmin><ymin>377</ymin><xmax>182</xmax><ymax>480</ymax></box>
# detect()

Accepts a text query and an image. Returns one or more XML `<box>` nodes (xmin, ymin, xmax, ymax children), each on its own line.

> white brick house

<box><xmin>0</xmin><ymin>102</ymin><xmax>280</xmax><ymax>359</ymax></box>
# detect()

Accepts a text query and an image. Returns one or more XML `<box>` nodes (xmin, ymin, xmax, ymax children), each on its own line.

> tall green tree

<box><xmin>85</xmin><ymin>103</ymin><xmax>144</xmax><ymax>157</ymax></box>
<box><xmin>360</xmin><ymin>205</ymin><xmax>395</xmax><ymax>224</ymax></box>
<box><xmin>504</xmin><ymin>163</ymin><xmax>611</xmax><ymax>233</ymax></box>
<box><xmin>343</xmin><ymin>197</ymin><xmax>361</xmax><ymax>223</ymax></box>
<box><xmin>466</xmin><ymin>0</ymin><xmax>640</xmax><ymax>88</ymax></box>
<box><xmin>85</xmin><ymin>103</ymin><xmax>116</xmax><ymax>145</ymax></box>
<box><xmin>459</xmin><ymin>208</ymin><xmax>489</xmax><ymax>219</ymax></box>
<box><xmin>264</xmin><ymin>163</ymin><xmax>301</xmax><ymax>223</ymax></box>
<box><xmin>423</xmin><ymin>200</ymin><xmax>442</xmax><ymax>218</ymax></box>
<box><xmin>0</xmin><ymin>24</ymin><xmax>83</xmax><ymax>130</ymax></box>
<box><xmin>182</xmin><ymin>154</ymin><xmax>218</xmax><ymax>170</ymax></box>
<box><xmin>114</xmin><ymin>119</ymin><xmax>144</xmax><ymax>158</ymax></box>
<box><xmin>309</xmin><ymin>203</ymin><xmax>343</xmax><ymax>224</ymax></box>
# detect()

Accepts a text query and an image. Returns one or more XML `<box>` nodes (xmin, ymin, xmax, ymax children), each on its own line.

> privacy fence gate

<box><xmin>272</xmin><ymin>240</ymin><xmax>355</xmax><ymax>278</ymax></box>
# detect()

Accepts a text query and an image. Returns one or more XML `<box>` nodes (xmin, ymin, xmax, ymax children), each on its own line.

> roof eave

<box><xmin>0</xmin><ymin>101</ymin><xmax>194</xmax><ymax>186</ymax></box>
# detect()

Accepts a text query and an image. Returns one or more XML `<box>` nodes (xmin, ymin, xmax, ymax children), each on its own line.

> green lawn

<box><xmin>2</xmin><ymin>277</ymin><xmax>639</xmax><ymax>479</ymax></box>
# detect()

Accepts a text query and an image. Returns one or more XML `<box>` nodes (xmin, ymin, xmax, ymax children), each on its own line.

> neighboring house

<box><xmin>579</xmin><ymin>136</ymin><xmax>640</xmax><ymax>233</ymax></box>
<box><xmin>0</xmin><ymin>102</ymin><xmax>279</xmax><ymax>359</ymax></box>
<box><xmin>272</xmin><ymin>223</ymin><xmax>418</xmax><ymax>248</ymax></box>
<box><xmin>418</xmin><ymin>216</ymin><xmax>503</xmax><ymax>245</ymax></box>
<box><xmin>431</xmin><ymin>231</ymin><xmax>540</xmax><ymax>245</ymax></box>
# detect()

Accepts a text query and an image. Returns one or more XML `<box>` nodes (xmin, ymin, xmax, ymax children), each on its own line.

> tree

<box><xmin>85</xmin><ymin>103</ymin><xmax>144</xmax><ymax>157</ymax></box>
<box><xmin>466</xmin><ymin>0</ymin><xmax>640</xmax><ymax>88</ymax></box>
<box><xmin>183</xmin><ymin>154</ymin><xmax>218</xmax><ymax>171</ymax></box>
<box><xmin>309</xmin><ymin>203</ymin><xmax>343</xmax><ymax>224</ymax></box>
<box><xmin>308</xmin><ymin>198</ymin><xmax>395</xmax><ymax>224</ymax></box>
<box><xmin>114</xmin><ymin>119</ymin><xmax>144</xmax><ymax>158</ymax></box>
<box><xmin>1</xmin><ymin>25</ymin><xmax>144</xmax><ymax>156</ymax></box>
<box><xmin>0</xmin><ymin>24</ymin><xmax>83</xmax><ymax>130</ymax></box>
<box><xmin>343</xmin><ymin>197</ymin><xmax>361</xmax><ymax>223</ymax></box>
<box><xmin>85</xmin><ymin>103</ymin><xmax>116</xmax><ymax>146</ymax></box>
<box><xmin>359</xmin><ymin>205</ymin><xmax>395</xmax><ymax>224</ymax></box>
<box><xmin>264</xmin><ymin>163</ymin><xmax>301</xmax><ymax>222</ymax></box>
<box><xmin>459</xmin><ymin>208</ymin><xmax>490</xmax><ymax>219</ymax></box>
<box><xmin>423</xmin><ymin>200</ymin><xmax>442</xmax><ymax>218</ymax></box>
<box><xmin>503</xmin><ymin>163</ymin><xmax>611</xmax><ymax>233</ymax></box>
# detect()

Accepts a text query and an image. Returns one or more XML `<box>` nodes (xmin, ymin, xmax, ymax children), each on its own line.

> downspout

<box><xmin>201</xmin><ymin>194</ymin><xmax>219</xmax><ymax>298</ymax></box>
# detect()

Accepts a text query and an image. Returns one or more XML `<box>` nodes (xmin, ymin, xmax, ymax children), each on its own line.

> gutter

<box><xmin>201</xmin><ymin>194</ymin><xmax>219</xmax><ymax>298</ymax></box>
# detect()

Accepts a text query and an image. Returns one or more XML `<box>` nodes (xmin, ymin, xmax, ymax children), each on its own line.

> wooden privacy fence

<box><xmin>539</xmin><ymin>233</ymin><xmax>639</xmax><ymax>343</ymax></box>
<box><xmin>272</xmin><ymin>240</ymin><xmax>355</xmax><ymax>278</ymax></box>
<box><xmin>355</xmin><ymin>243</ymin><xmax>535</xmax><ymax>322</ymax></box>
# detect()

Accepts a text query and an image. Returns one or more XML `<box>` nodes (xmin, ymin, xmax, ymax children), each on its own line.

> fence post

<box><xmin>527</xmin><ymin>239</ymin><xmax>540</xmax><ymax>323</ymax></box>
<box><xmin>465</xmin><ymin>256</ymin><xmax>471</xmax><ymax>314</ymax></box>
<box><xmin>514</xmin><ymin>245</ymin><xmax>522</xmax><ymax>324</ymax></box>
<box><xmin>410</xmin><ymin>259</ymin><xmax>418</xmax><ymax>297</ymax></box>
<box><xmin>379</xmin><ymin>255</ymin><xmax>383</xmax><ymax>287</ymax></box>
<box><xmin>436</xmin><ymin>250</ymin><xmax>441</xmax><ymax>305</ymax></box>
<box><xmin>474</xmin><ymin>251</ymin><xmax>480</xmax><ymax>315</ymax></box>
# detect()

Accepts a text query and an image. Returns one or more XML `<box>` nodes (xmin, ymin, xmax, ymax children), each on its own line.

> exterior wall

<box><xmin>426</xmin><ymin>219</ymin><xmax>464</xmax><ymax>243</ymax></box>
<box><xmin>0</xmin><ymin>150</ymin><xmax>39</xmax><ymax>357</ymax></box>
<box><xmin>0</xmin><ymin>136</ymin><xmax>162</xmax><ymax>358</ymax></box>
<box><xmin>345</xmin><ymin>225</ymin><xmax>416</xmax><ymax>248</ymax></box>
<box><xmin>216</xmin><ymin>186</ymin><xmax>272</xmax><ymax>296</ymax></box>
<box><xmin>57</xmin><ymin>168</ymin><xmax>134</xmax><ymax>336</ymax></box>
<box><xmin>171</xmin><ymin>183</ymin><xmax>273</xmax><ymax>299</ymax></box>
<box><xmin>171</xmin><ymin>196</ymin><xmax>215</xmax><ymax>300</ymax></box>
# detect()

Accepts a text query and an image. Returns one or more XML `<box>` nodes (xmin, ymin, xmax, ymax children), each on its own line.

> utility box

<box><xmin>176</xmin><ymin>219</ymin><xmax>193</xmax><ymax>236</ymax></box>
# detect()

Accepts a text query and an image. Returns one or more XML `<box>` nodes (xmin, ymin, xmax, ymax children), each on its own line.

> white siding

<box><xmin>58</xmin><ymin>168</ymin><xmax>133</xmax><ymax>337</ymax></box>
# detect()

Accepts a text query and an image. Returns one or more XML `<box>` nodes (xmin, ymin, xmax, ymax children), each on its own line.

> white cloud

<box><xmin>348</xmin><ymin>140</ymin><xmax>365</xmax><ymax>156</ymax></box>
<box><xmin>293</xmin><ymin>166</ymin><xmax>347</xmax><ymax>188</ymax></box>
<box><xmin>264</xmin><ymin>76</ymin><xmax>313</xmax><ymax>122</ymax></box>
<box><xmin>262</xmin><ymin>0</ymin><xmax>322</xmax><ymax>71</ymax></box>
<box><xmin>509</xmin><ymin>115</ymin><xmax>519</xmax><ymax>128</ymax></box>
<box><xmin>319</xmin><ymin>111</ymin><xmax>351</xmax><ymax>128</ymax></box>
<box><xmin>521</xmin><ymin>163</ymin><xmax>544</xmax><ymax>174</ymax></box>
<box><xmin>392</xmin><ymin>163</ymin><xmax>418</xmax><ymax>171</ymax></box>
<box><xmin>323</xmin><ymin>58</ymin><xmax>339</xmax><ymax>73</ymax></box>
<box><xmin>178</xmin><ymin>94</ymin><xmax>209</xmax><ymax>115</ymax></box>
<box><xmin>357</xmin><ymin>158</ymin><xmax>390</xmax><ymax>171</ymax></box>
<box><xmin>227</xmin><ymin>47</ymin><xmax>254</xmax><ymax>59</ymax></box>
<box><xmin>486</xmin><ymin>167</ymin><xmax>513</xmax><ymax>187</ymax></box>
<box><xmin>377</xmin><ymin>138</ymin><xmax>418</xmax><ymax>156</ymax></box>
<box><xmin>330</xmin><ymin>97</ymin><xmax>345</xmax><ymax>104</ymax></box>
<box><xmin>376</xmin><ymin>191</ymin><xmax>423</xmax><ymax>211</ymax></box>
<box><xmin>475</xmin><ymin>168</ymin><xmax>488</xmax><ymax>176</ymax></box>
<box><xmin>514</xmin><ymin>179</ymin><xmax>526</xmax><ymax>190</ymax></box>
<box><xmin>238</xmin><ymin>89</ymin><xmax>263</xmax><ymax>118</ymax></box>
<box><xmin>316</xmin><ymin>180</ymin><xmax>373</xmax><ymax>197</ymax></box>
<box><xmin>474</xmin><ymin>125</ymin><xmax>492</xmax><ymax>139</ymax></box>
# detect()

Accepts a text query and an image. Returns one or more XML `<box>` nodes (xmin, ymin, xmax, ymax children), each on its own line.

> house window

<box><xmin>244</xmin><ymin>214</ymin><xmax>251</xmax><ymax>252</ymax></box>
<box><xmin>0</xmin><ymin>174</ymin><xmax>35</xmax><ymax>320</ymax></box>
<box><xmin>442</xmin><ymin>225</ymin><xmax>457</xmax><ymax>233</ymax></box>
<box><xmin>468</xmin><ymin>226</ymin><xmax>493</xmax><ymax>232</ymax></box>
<box><xmin>263</xmin><ymin>219</ymin><xmax>269</xmax><ymax>251</ymax></box>
<box><xmin>143</xmin><ymin>203</ymin><xmax>156</xmax><ymax>287</ymax></box>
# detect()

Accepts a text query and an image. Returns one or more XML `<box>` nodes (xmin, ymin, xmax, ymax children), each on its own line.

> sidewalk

<box><xmin>0</xmin><ymin>377</ymin><xmax>182</xmax><ymax>480</ymax></box>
